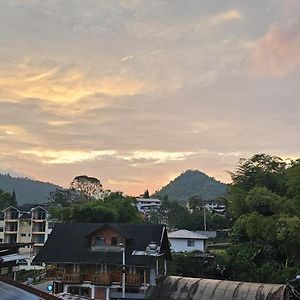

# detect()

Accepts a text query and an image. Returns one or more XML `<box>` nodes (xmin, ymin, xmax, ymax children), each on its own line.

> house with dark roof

<box><xmin>33</xmin><ymin>223</ymin><xmax>171</xmax><ymax>300</ymax></box>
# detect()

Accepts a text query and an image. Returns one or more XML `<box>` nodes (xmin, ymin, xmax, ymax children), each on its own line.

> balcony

<box><xmin>91</xmin><ymin>273</ymin><xmax>112</xmax><ymax>285</ymax></box>
<box><xmin>62</xmin><ymin>273</ymin><xmax>82</xmax><ymax>284</ymax></box>
<box><xmin>126</xmin><ymin>274</ymin><xmax>143</xmax><ymax>287</ymax></box>
<box><xmin>4</xmin><ymin>215</ymin><xmax>19</xmax><ymax>221</ymax></box>
<box><xmin>4</xmin><ymin>226</ymin><xmax>18</xmax><ymax>233</ymax></box>
<box><xmin>32</xmin><ymin>227</ymin><xmax>46</xmax><ymax>233</ymax></box>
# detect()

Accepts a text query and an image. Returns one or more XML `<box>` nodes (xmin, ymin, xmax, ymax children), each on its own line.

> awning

<box><xmin>0</xmin><ymin>253</ymin><xmax>28</xmax><ymax>263</ymax></box>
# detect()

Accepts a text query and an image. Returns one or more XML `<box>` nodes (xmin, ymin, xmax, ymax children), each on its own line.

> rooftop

<box><xmin>168</xmin><ymin>229</ymin><xmax>208</xmax><ymax>240</ymax></box>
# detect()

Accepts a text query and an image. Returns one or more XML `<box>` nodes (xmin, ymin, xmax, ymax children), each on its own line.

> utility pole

<box><xmin>120</xmin><ymin>243</ymin><xmax>126</xmax><ymax>298</ymax></box>
<box><xmin>203</xmin><ymin>205</ymin><xmax>207</xmax><ymax>231</ymax></box>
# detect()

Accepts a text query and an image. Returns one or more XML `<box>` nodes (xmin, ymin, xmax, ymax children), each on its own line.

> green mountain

<box><xmin>0</xmin><ymin>173</ymin><xmax>61</xmax><ymax>205</ymax></box>
<box><xmin>153</xmin><ymin>170</ymin><xmax>228</xmax><ymax>202</ymax></box>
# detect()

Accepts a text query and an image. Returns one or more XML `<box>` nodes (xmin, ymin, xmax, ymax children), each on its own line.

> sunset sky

<box><xmin>0</xmin><ymin>0</ymin><xmax>299</xmax><ymax>195</ymax></box>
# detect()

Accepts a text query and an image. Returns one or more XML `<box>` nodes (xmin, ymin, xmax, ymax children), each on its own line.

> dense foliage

<box><xmin>222</xmin><ymin>154</ymin><xmax>300</xmax><ymax>283</ymax></box>
<box><xmin>148</xmin><ymin>196</ymin><xmax>229</xmax><ymax>231</ymax></box>
<box><xmin>0</xmin><ymin>188</ymin><xmax>17</xmax><ymax>210</ymax></box>
<box><xmin>153</xmin><ymin>170</ymin><xmax>228</xmax><ymax>202</ymax></box>
<box><xmin>51</xmin><ymin>192</ymin><xmax>143</xmax><ymax>223</ymax></box>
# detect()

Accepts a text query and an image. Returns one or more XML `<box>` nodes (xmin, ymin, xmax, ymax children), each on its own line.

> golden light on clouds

<box><xmin>207</xmin><ymin>10</ymin><xmax>242</xmax><ymax>27</ymax></box>
<box><xmin>0</xmin><ymin>125</ymin><xmax>29</xmax><ymax>139</ymax></box>
<box><xmin>20</xmin><ymin>149</ymin><xmax>196</xmax><ymax>165</ymax></box>
<box><xmin>21</xmin><ymin>149</ymin><xmax>117</xmax><ymax>164</ymax></box>
<box><xmin>0</xmin><ymin>62</ymin><xmax>147</xmax><ymax>104</ymax></box>
<box><xmin>117</xmin><ymin>150</ymin><xmax>196</xmax><ymax>164</ymax></box>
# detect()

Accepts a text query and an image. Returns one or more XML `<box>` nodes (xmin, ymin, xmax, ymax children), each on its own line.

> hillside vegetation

<box><xmin>0</xmin><ymin>173</ymin><xmax>61</xmax><ymax>205</ymax></box>
<box><xmin>153</xmin><ymin>170</ymin><xmax>228</xmax><ymax>202</ymax></box>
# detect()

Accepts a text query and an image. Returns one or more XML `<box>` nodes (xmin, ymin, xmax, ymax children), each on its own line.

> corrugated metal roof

<box><xmin>146</xmin><ymin>276</ymin><xmax>287</xmax><ymax>300</ymax></box>
<box><xmin>168</xmin><ymin>230</ymin><xmax>208</xmax><ymax>240</ymax></box>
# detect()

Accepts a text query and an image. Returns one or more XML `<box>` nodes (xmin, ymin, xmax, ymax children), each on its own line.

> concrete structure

<box><xmin>146</xmin><ymin>276</ymin><xmax>289</xmax><ymax>300</ymax></box>
<box><xmin>135</xmin><ymin>198</ymin><xmax>161</xmax><ymax>216</ymax></box>
<box><xmin>1</xmin><ymin>205</ymin><xmax>57</xmax><ymax>268</ymax></box>
<box><xmin>168</xmin><ymin>229</ymin><xmax>208</xmax><ymax>253</ymax></box>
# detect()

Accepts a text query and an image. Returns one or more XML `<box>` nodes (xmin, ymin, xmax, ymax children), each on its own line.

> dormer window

<box><xmin>111</xmin><ymin>237</ymin><xmax>122</xmax><ymax>246</ymax></box>
<box><xmin>95</xmin><ymin>237</ymin><xmax>106</xmax><ymax>247</ymax></box>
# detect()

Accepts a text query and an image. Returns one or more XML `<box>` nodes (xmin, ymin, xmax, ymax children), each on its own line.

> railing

<box><xmin>91</xmin><ymin>273</ymin><xmax>112</xmax><ymax>285</ymax></box>
<box><xmin>32</xmin><ymin>228</ymin><xmax>46</xmax><ymax>233</ymax></box>
<box><xmin>4</xmin><ymin>226</ymin><xmax>18</xmax><ymax>232</ymax></box>
<box><xmin>52</xmin><ymin>271</ymin><xmax>143</xmax><ymax>287</ymax></box>
<box><xmin>62</xmin><ymin>273</ymin><xmax>82</xmax><ymax>284</ymax></box>
<box><xmin>126</xmin><ymin>274</ymin><xmax>143</xmax><ymax>287</ymax></box>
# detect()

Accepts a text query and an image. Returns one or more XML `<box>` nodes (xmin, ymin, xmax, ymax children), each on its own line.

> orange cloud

<box><xmin>0</xmin><ymin>62</ymin><xmax>147</xmax><ymax>104</ymax></box>
<box><xmin>248</xmin><ymin>1</ymin><xmax>300</xmax><ymax>77</ymax></box>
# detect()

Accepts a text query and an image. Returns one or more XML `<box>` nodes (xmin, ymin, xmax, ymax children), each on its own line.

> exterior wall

<box><xmin>169</xmin><ymin>238</ymin><xmax>205</xmax><ymax>252</ymax></box>
<box><xmin>91</xmin><ymin>227</ymin><xmax>125</xmax><ymax>247</ymax></box>
<box><xmin>17</xmin><ymin>220</ymin><xmax>32</xmax><ymax>243</ymax></box>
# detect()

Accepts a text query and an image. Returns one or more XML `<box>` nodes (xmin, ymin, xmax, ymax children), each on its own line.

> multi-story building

<box><xmin>135</xmin><ymin>198</ymin><xmax>161</xmax><ymax>217</ymax></box>
<box><xmin>33</xmin><ymin>223</ymin><xmax>171</xmax><ymax>300</ymax></box>
<box><xmin>1</xmin><ymin>204</ymin><xmax>57</xmax><ymax>268</ymax></box>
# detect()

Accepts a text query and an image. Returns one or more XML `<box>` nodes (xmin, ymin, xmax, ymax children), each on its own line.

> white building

<box><xmin>135</xmin><ymin>198</ymin><xmax>161</xmax><ymax>216</ymax></box>
<box><xmin>0</xmin><ymin>204</ymin><xmax>58</xmax><ymax>268</ymax></box>
<box><xmin>168</xmin><ymin>229</ymin><xmax>208</xmax><ymax>253</ymax></box>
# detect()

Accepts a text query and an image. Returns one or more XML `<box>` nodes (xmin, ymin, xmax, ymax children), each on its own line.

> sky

<box><xmin>0</xmin><ymin>0</ymin><xmax>299</xmax><ymax>196</ymax></box>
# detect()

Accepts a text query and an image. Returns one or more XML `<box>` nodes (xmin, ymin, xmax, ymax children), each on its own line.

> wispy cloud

<box><xmin>207</xmin><ymin>10</ymin><xmax>242</xmax><ymax>27</ymax></box>
<box><xmin>20</xmin><ymin>149</ymin><xmax>117</xmax><ymax>164</ymax></box>
<box><xmin>0</xmin><ymin>61</ymin><xmax>147</xmax><ymax>104</ymax></box>
<box><xmin>117</xmin><ymin>150</ymin><xmax>196</xmax><ymax>164</ymax></box>
<box><xmin>20</xmin><ymin>149</ymin><xmax>196</xmax><ymax>165</ymax></box>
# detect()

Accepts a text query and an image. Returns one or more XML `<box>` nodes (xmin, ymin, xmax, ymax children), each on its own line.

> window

<box><xmin>187</xmin><ymin>240</ymin><xmax>195</xmax><ymax>247</ymax></box>
<box><xmin>0</xmin><ymin>238</ymin><xmax>3</xmax><ymax>243</ymax></box>
<box><xmin>21</xmin><ymin>233</ymin><xmax>26</xmax><ymax>237</ymax></box>
<box><xmin>95</xmin><ymin>237</ymin><xmax>106</xmax><ymax>246</ymax></box>
<box><xmin>111</xmin><ymin>237</ymin><xmax>122</xmax><ymax>246</ymax></box>
<box><xmin>28</xmin><ymin>233</ymin><xmax>31</xmax><ymax>236</ymax></box>
<box><xmin>0</xmin><ymin>227</ymin><xmax>3</xmax><ymax>232</ymax></box>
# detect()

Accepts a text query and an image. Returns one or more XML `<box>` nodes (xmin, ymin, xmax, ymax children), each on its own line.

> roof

<box><xmin>136</xmin><ymin>198</ymin><xmax>161</xmax><ymax>202</ymax></box>
<box><xmin>19</xmin><ymin>212</ymin><xmax>31</xmax><ymax>219</ymax></box>
<box><xmin>168</xmin><ymin>229</ymin><xmax>208</xmax><ymax>240</ymax></box>
<box><xmin>146</xmin><ymin>276</ymin><xmax>287</xmax><ymax>300</ymax></box>
<box><xmin>1</xmin><ymin>206</ymin><xmax>19</xmax><ymax>212</ymax></box>
<box><xmin>33</xmin><ymin>223</ymin><xmax>171</xmax><ymax>266</ymax></box>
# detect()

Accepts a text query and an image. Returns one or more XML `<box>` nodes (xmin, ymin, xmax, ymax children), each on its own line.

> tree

<box><xmin>141</xmin><ymin>190</ymin><xmax>150</xmax><ymax>198</ymax></box>
<box><xmin>48</xmin><ymin>188</ymin><xmax>85</xmax><ymax>207</ymax></box>
<box><xmin>70</xmin><ymin>175</ymin><xmax>103</xmax><ymax>200</ymax></box>
<box><xmin>0</xmin><ymin>191</ymin><xmax>16</xmax><ymax>211</ymax></box>
<box><xmin>229</xmin><ymin>154</ymin><xmax>287</xmax><ymax>194</ymax></box>
<box><xmin>223</xmin><ymin>153</ymin><xmax>300</xmax><ymax>283</ymax></box>
<box><xmin>52</xmin><ymin>192</ymin><xmax>143</xmax><ymax>224</ymax></box>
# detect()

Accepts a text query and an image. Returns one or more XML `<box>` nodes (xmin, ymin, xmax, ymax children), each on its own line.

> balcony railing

<box><xmin>126</xmin><ymin>274</ymin><xmax>143</xmax><ymax>287</ymax></box>
<box><xmin>62</xmin><ymin>273</ymin><xmax>82</xmax><ymax>284</ymax></box>
<box><xmin>50</xmin><ymin>270</ymin><xmax>144</xmax><ymax>288</ymax></box>
<box><xmin>91</xmin><ymin>273</ymin><xmax>112</xmax><ymax>285</ymax></box>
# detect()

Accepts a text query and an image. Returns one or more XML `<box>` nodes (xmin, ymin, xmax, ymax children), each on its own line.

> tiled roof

<box><xmin>33</xmin><ymin>223</ymin><xmax>171</xmax><ymax>266</ymax></box>
<box><xmin>168</xmin><ymin>229</ymin><xmax>208</xmax><ymax>240</ymax></box>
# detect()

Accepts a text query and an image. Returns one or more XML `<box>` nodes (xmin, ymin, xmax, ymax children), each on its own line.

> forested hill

<box><xmin>0</xmin><ymin>173</ymin><xmax>61</xmax><ymax>205</ymax></box>
<box><xmin>153</xmin><ymin>170</ymin><xmax>228</xmax><ymax>202</ymax></box>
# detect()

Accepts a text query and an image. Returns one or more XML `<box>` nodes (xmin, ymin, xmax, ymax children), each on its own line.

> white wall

<box><xmin>169</xmin><ymin>238</ymin><xmax>205</xmax><ymax>252</ymax></box>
